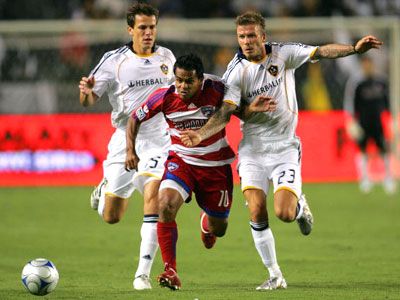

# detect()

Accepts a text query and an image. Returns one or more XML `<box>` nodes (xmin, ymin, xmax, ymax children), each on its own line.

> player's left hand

<box><xmin>180</xmin><ymin>130</ymin><xmax>202</xmax><ymax>147</ymax></box>
<box><xmin>249</xmin><ymin>95</ymin><xmax>277</xmax><ymax>113</ymax></box>
<box><xmin>125</xmin><ymin>151</ymin><xmax>139</xmax><ymax>172</ymax></box>
<box><xmin>354</xmin><ymin>35</ymin><xmax>383</xmax><ymax>54</ymax></box>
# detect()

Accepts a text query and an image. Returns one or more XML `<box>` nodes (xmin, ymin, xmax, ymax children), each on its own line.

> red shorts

<box><xmin>162</xmin><ymin>153</ymin><xmax>233</xmax><ymax>218</ymax></box>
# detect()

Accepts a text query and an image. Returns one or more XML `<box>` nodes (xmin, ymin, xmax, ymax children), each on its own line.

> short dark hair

<box><xmin>173</xmin><ymin>54</ymin><xmax>204</xmax><ymax>79</ymax></box>
<box><xmin>127</xmin><ymin>2</ymin><xmax>159</xmax><ymax>28</ymax></box>
<box><xmin>235</xmin><ymin>11</ymin><xmax>266</xmax><ymax>32</ymax></box>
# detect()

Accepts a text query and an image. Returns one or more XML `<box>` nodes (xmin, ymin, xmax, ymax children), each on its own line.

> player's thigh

<box><xmin>271</xmin><ymin>161</ymin><xmax>301</xmax><ymax>216</ymax></box>
<box><xmin>103</xmin><ymin>129</ymin><xmax>136</xmax><ymax>199</ymax></box>
<box><xmin>194</xmin><ymin>164</ymin><xmax>233</xmax><ymax>219</ymax></box>
<box><xmin>371</xmin><ymin>128</ymin><xmax>387</xmax><ymax>153</ymax></box>
<box><xmin>158</xmin><ymin>184</ymin><xmax>185</xmax><ymax>221</ymax></box>
<box><xmin>238</xmin><ymin>154</ymin><xmax>270</xmax><ymax>195</ymax></box>
<box><xmin>161</xmin><ymin>154</ymin><xmax>195</xmax><ymax>202</ymax></box>
<box><xmin>134</xmin><ymin>150</ymin><xmax>168</xmax><ymax>194</ymax></box>
<box><xmin>271</xmin><ymin>160</ymin><xmax>302</xmax><ymax>199</ymax></box>
<box><xmin>103</xmin><ymin>162</ymin><xmax>136</xmax><ymax>200</ymax></box>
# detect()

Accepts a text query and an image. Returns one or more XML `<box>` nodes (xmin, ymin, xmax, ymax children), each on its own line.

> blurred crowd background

<box><xmin>1</xmin><ymin>0</ymin><xmax>400</xmax><ymax>19</ymax></box>
<box><xmin>0</xmin><ymin>0</ymin><xmax>398</xmax><ymax>114</ymax></box>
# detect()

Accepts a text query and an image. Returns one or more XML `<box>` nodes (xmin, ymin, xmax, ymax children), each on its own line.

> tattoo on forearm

<box><xmin>198</xmin><ymin>104</ymin><xmax>233</xmax><ymax>140</ymax></box>
<box><xmin>314</xmin><ymin>44</ymin><xmax>355</xmax><ymax>59</ymax></box>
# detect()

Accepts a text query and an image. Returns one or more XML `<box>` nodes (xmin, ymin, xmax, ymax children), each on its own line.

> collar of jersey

<box><xmin>237</xmin><ymin>43</ymin><xmax>272</xmax><ymax>63</ymax></box>
<box><xmin>126</xmin><ymin>41</ymin><xmax>157</xmax><ymax>57</ymax></box>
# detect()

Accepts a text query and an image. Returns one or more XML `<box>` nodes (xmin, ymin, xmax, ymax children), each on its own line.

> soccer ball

<box><xmin>21</xmin><ymin>258</ymin><xmax>59</xmax><ymax>296</ymax></box>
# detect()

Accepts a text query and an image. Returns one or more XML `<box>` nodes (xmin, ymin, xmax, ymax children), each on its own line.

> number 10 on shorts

<box><xmin>218</xmin><ymin>190</ymin><xmax>230</xmax><ymax>207</ymax></box>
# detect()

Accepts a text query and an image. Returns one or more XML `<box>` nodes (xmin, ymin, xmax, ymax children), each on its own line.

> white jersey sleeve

<box><xmin>276</xmin><ymin>42</ymin><xmax>318</xmax><ymax>69</ymax></box>
<box><xmin>223</xmin><ymin>81</ymin><xmax>241</xmax><ymax>107</ymax></box>
<box><xmin>204</xmin><ymin>73</ymin><xmax>240</xmax><ymax>107</ymax></box>
<box><xmin>89</xmin><ymin>50</ymin><xmax>121</xmax><ymax>98</ymax></box>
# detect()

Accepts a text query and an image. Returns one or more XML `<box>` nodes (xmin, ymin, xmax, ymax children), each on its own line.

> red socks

<box><xmin>157</xmin><ymin>221</ymin><xmax>178</xmax><ymax>271</ymax></box>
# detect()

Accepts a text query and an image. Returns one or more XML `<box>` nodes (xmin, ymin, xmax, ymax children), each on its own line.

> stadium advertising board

<box><xmin>0</xmin><ymin>113</ymin><xmax>396</xmax><ymax>186</ymax></box>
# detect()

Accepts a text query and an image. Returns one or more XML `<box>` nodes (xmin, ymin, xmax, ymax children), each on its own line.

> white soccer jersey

<box><xmin>90</xmin><ymin>42</ymin><xmax>175</xmax><ymax>139</ymax></box>
<box><xmin>223</xmin><ymin>42</ymin><xmax>317</xmax><ymax>146</ymax></box>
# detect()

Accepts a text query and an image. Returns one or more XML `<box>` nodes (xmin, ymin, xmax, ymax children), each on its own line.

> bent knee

<box><xmin>275</xmin><ymin>208</ymin><xmax>295</xmax><ymax>223</ymax></box>
<box><xmin>103</xmin><ymin>213</ymin><xmax>121</xmax><ymax>224</ymax></box>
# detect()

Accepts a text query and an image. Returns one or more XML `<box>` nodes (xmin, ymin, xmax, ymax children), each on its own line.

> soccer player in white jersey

<box><xmin>78</xmin><ymin>3</ymin><xmax>175</xmax><ymax>290</ymax></box>
<box><xmin>180</xmin><ymin>11</ymin><xmax>383</xmax><ymax>291</ymax></box>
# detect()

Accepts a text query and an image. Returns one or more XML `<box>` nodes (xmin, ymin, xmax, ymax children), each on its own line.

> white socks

<box><xmin>359</xmin><ymin>153</ymin><xmax>369</xmax><ymax>182</ymax></box>
<box><xmin>383</xmin><ymin>154</ymin><xmax>392</xmax><ymax>179</ymax></box>
<box><xmin>135</xmin><ymin>221</ymin><xmax>158</xmax><ymax>278</ymax></box>
<box><xmin>251</xmin><ymin>227</ymin><xmax>282</xmax><ymax>278</ymax></box>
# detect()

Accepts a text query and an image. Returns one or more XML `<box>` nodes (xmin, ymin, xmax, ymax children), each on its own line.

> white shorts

<box><xmin>103</xmin><ymin>128</ymin><xmax>169</xmax><ymax>198</ymax></box>
<box><xmin>238</xmin><ymin>137</ymin><xmax>302</xmax><ymax>198</ymax></box>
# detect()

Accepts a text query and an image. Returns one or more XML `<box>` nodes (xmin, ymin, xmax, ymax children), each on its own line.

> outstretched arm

<box><xmin>125</xmin><ymin>117</ymin><xmax>141</xmax><ymax>171</ymax></box>
<box><xmin>180</xmin><ymin>95</ymin><xmax>277</xmax><ymax>147</ymax></box>
<box><xmin>79</xmin><ymin>76</ymin><xmax>98</xmax><ymax>107</ymax></box>
<box><xmin>312</xmin><ymin>35</ymin><xmax>383</xmax><ymax>59</ymax></box>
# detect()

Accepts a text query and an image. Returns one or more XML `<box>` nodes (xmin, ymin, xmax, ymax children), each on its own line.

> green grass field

<box><xmin>1</xmin><ymin>183</ymin><xmax>399</xmax><ymax>299</ymax></box>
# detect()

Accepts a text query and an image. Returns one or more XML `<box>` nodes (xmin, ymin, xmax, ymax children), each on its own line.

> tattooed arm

<box><xmin>180</xmin><ymin>95</ymin><xmax>277</xmax><ymax>147</ymax></box>
<box><xmin>312</xmin><ymin>35</ymin><xmax>383</xmax><ymax>60</ymax></box>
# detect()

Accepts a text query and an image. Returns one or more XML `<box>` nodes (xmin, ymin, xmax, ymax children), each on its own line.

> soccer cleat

<box><xmin>296</xmin><ymin>194</ymin><xmax>313</xmax><ymax>236</ymax></box>
<box><xmin>90</xmin><ymin>178</ymin><xmax>107</xmax><ymax>210</ymax></box>
<box><xmin>157</xmin><ymin>264</ymin><xmax>181</xmax><ymax>291</ymax></box>
<box><xmin>256</xmin><ymin>276</ymin><xmax>287</xmax><ymax>290</ymax></box>
<box><xmin>200</xmin><ymin>211</ymin><xmax>216</xmax><ymax>249</ymax></box>
<box><xmin>133</xmin><ymin>274</ymin><xmax>152</xmax><ymax>290</ymax></box>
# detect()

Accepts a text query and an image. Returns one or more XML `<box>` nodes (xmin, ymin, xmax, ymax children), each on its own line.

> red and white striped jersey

<box><xmin>133</xmin><ymin>76</ymin><xmax>240</xmax><ymax>167</ymax></box>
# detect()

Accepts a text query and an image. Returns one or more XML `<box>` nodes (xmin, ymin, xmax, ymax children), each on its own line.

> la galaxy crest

<box><xmin>268</xmin><ymin>65</ymin><xmax>278</xmax><ymax>76</ymax></box>
<box><xmin>160</xmin><ymin>64</ymin><xmax>169</xmax><ymax>75</ymax></box>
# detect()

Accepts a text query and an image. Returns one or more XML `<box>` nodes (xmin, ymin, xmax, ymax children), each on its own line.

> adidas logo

<box><xmin>144</xmin><ymin>59</ymin><xmax>151</xmax><ymax>65</ymax></box>
<box><xmin>188</xmin><ymin>103</ymin><xmax>197</xmax><ymax>109</ymax></box>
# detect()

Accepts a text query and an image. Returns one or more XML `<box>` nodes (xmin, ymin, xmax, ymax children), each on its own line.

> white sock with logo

<box><xmin>135</xmin><ymin>218</ymin><xmax>158</xmax><ymax>278</ymax></box>
<box><xmin>251</xmin><ymin>225</ymin><xmax>282</xmax><ymax>278</ymax></box>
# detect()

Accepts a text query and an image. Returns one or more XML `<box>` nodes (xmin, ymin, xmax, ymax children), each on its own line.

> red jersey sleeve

<box><xmin>132</xmin><ymin>87</ymin><xmax>169</xmax><ymax>122</ymax></box>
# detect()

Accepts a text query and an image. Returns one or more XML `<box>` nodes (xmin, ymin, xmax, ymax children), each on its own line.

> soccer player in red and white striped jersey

<box><xmin>125</xmin><ymin>53</ymin><xmax>274</xmax><ymax>290</ymax></box>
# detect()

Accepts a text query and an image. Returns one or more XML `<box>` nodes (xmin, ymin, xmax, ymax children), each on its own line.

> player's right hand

<box><xmin>251</xmin><ymin>95</ymin><xmax>277</xmax><ymax>112</ymax></box>
<box><xmin>180</xmin><ymin>130</ymin><xmax>202</xmax><ymax>147</ymax></box>
<box><xmin>125</xmin><ymin>151</ymin><xmax>139</xmax><ymax>172</ymax></box>
<box><xmin>79</xmin><ymin>76</ymin><xmax>95</xmax><ymax>95</ymax></box>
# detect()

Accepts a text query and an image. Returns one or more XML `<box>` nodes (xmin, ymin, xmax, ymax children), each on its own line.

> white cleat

<box><xmin>256</xmin><ymin>276</ymin><xmax>287</xmax><ymax>290</ymax></box>
<box><xmin>297</xmin><ymin>194</ymin><xmax>313</xmax><ymax>236</ymax></box>
<box><xmin>90</xmin><ymin>178</ymin><xmax>107</xmax><ymax>210</ymax></box>
<box><xmin>133</xmin><ymin>274</ymin><xmax>152</xmax><ymax>290</ymax></box>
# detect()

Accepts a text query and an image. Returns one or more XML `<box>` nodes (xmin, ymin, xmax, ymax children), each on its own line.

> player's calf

<box><xmin>200</xmin><ymin>211</ymin><xmax>217</xmax><ymax>249</ymax></box>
